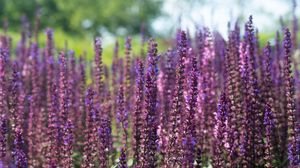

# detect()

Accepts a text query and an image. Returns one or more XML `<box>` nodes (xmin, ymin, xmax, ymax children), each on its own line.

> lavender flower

<box><xmin>133</xmin><ymin>59</ymin><xmax>144</xmax><ymax>165</ymax></box>
<box><xmin>45</xmin><ymin>30</ymin><xmax>55</xmax><ymax>159</ymax></box>
<box><xmin>112</xmin><ymin>41</ymin><xmax>119</xmax><ymax>96</ymax></box>
<box><xmin>81</xmin><ymin>88</ymin><xmax>98</xmax><ymax>168</ymax></box>
<box><xmin>0</xmin><ymin>49</ymin><xmax>7</xmax><ymax>159</ymax></box>
<box><xmin>274</xmin><ymin>31</ymin><xmax>287</xmax><ymax>162</ymax></box>
<box><xmin>12</xmin><ymin>128</ymin><xmax>27</xmax><ymax>167</ymax></box>
<box><xmin>263</xmin><ymin>42</ymin><xmax>274</xmax><ymax>108</ymax></box>
<box><xmin>212</xmin><ymin>92</ymin><xmax>228</xmax><ymax>167</ymax></box>
<box><xmin>124</xmin><ymin>37</ymin><xmax>132</xmax><ymax>103</ymax></box>
<box><xmin>283</xmin><ymin>28</ymin><xmax>300</xmax><ymax>166</ymax></box>
<box><xmin>263</xmin><ymin>42</ymin><xmax>280</xmax><ymax>165</ymax></box>
<box><xmin>243</xmin><ymin>16</ymin><xmax>264</xmax><ymax>166</ymax></box>
<box><xmin>98</xmin><ymin>118</ymin><xmax>110</xmax><ymax>168</ymax></box>
<box><xmin>77</xmin><ymin>57</ymin><xmax>86</xmax><ymax>143</ymax></box>
<box><xmin>142</xmin><ymin>39</ymin><xmax>159</xmax><ymax>168</ymax></box>
<box><xmin>198</xmin><ymin>28</ymin><xmax>218</xmax><ymax>165</ymax></box>
<box><xmin>160</xmin><ymin>49</ymin><xmax>176</xmax><ymax>162</ymax></box>
<box><xmin>94</xmin><ymin>37</ymin><xmax>104</xmax><ymax>102</ymax></box>
<box><xmin>225</xmin><ymin>30</ymin><xmax>243</xmax><ymax>167</ymax></box>
<box><xmin>0</xmin><ymin>114</ymin><xmax>7</xmax><ymax>159</ymax></box>
<box><xmin>9</xmin><ymin>63</ymin><xmax>20</xmax><ymax>132</ymax></box>
<box><xmin>117</xmin><ymin>85</ymin><xmax>128</xmax><ymax>141</ymax></box>
<box><xmin>166</xmin><ymin>30</ymin><xmax>187</xmax><ymax>167</ymax></box>
<box><xmin>118</xmin><ymin>147</ymin><xmax>128</xmax><ymax>168</ymax></box>
<box><xmin>46</xmin><ymin>83</ymin><xmax>60</xmax><ymax>167</ymax></box>
<box><xmin>264</xmin><ymin>104</ymin><xmax>277</xmax><ymax>168</ymax></box>
<box><xmin>62</xmin><ymin>120</ymin><xmax>74</xmax><ymax>168</ymax></box>
<box><xmin>59</xmin><ymin>51</ymin><xmax>69</xmax><ymax>124</ymax></box>
<box><xmin>183</xmin><ymin>48</ymin><xmax>198</xmax><ymax>168</ymax></box>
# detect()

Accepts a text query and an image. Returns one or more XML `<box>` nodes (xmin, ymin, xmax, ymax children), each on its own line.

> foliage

<box><xmin>0</xmin><ymin>0</ymin><xmax>162</xmax><ymax>35</ymax></box>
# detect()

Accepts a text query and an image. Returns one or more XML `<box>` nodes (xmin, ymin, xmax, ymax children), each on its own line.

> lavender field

<box><xmin>0</xmin><ymin>1</ymin><xmax>300</xmax><ymax>168</ymax></box>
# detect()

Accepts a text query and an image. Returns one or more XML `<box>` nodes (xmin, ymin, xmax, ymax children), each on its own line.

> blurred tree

<box><xmin>0</xmin><ymin>0</ymin><xmax>162</xmax><ymax>36</ymax></box>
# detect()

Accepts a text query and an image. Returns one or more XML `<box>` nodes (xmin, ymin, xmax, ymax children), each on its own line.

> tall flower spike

<box><xmin>225</xmin><ymin>30</ymin><xmax>242</xmax><ymax>167</ymax></box>
<box><xmin>117</xmin><ymin>85</ymin><xmax>128</xmax><ymax>143</ymax></box>
<box><xmin>77</xmin><ymin>57</ymin><xmax>86</xmax><ymax>146</ymax></box>
<box><xmin>9</xmin><ymin>63</ymin><xmax>20</xmax><ymax>133</ymax></box>
<box><xmin>68</xmin><ymin>51</ymin><xmax>77</xmax><ymax>132</ymax></box>
<box><xmin>28</xmin><ymin>94</ymin><xmax>38</xmax><ymax>167</ymax></box>
<box><xmin>59</xmin><ymin>51</ymin><xmax>69</xmax><ymax>124</ymax></box>
<box><xmin>14</xmin><ymin>85</ymin><xmax>26</xmax><ymax>164</ymax></box>
<box><xmin>118</xmin><ymin>147</ymin><xmax>128</xmax><ymax>168</ymax></box>
<box><xmin>62</xmin><ymin>120</ymin><xmax>74</xmax><ymax>168</ymax></box>
<box><xmin>263</xmin><ymin>42</ymin><xmax>280</xmax><ymax>165</ymax></box>
<box><xmin>0</xmin><ymin>115</ymin><xmax>7</xmax><ymax>159</ymax></box>
<box><xmin>81</xmin><ymin>88</ymin><xmax>97</xmax><ymax>168</ymax></box>
<box><xmin>283</xmin><ymin>28</ymin><xmax>300</xmax><ymax>166</ymax></box>
<box><xmin>195</xmin><ymin>29</ymin><xmax>205</xmax><ymax>71</ymax></box>
<box><xmin>198</xmin><ymin>28</ymin><xmax>218</xmax><ymax>165</ymax></box>
<box><xmin>0</xmin><ymin>49</ymin><xmax>7</xmax><ymax>159</ymax></box>
<box><xmin>45</xmin><ymin>30</ymin><xmax>55</xmax><ymax>160</ymax></box>
<box><xmin>183</xmin><ymin>48</ymin><xmax>198</xmax><ymax>168</ymax></box>
<box><xmin>263</xmin><ymin>42</ymin><xmax>274</xmax><ymax>108</ymax></box>
<box><xmin>46</xmin><ymin>83</ymin><xmax>60</xmax><ymax>168</ymax></box>
<box><xmin>12</xmin><ymin>127</ymin><xmax>28</xmax><ymax>167</ymax></box>
<box><xmin>112</xmin><ymin>41</ymin><xmax>119</xmax><ymax>94</ymax></box>
<box><xmin>274</xmin><ymin>31</ymin><xmax>287</xmax><ymax>162</ymax></box>
<box><xmin>212</xmin><ymin>92</ymin><xmax>228</xmax><ymax>167</ymax></box>
<box><xmin>141</xmin><ymin>39</ymin><xmax>159</xmax><ymax>168</ymax></box>
<box><xmin>264</xmin><ymin>104</ymin><xmax>277</xmax><ymax>168</ymax></box>
<box><xmin>124</xmin><ymin>37</ymin><xmax>132</xmax><ymax>113</ymax></box>
<box><xmin>133</xmin><ymin>59</ymin><xmax>144</xmax><ymax>165</ymax></box>
<box><xmin>160</xmin><ymin>49</ymin><xmax>176</xmax><ymax>162</ymax></box>
<box><xmin>94</xmin><ymin>37</ymin><xmax>104</xmax><ymax>103</ymax></box>
<box><xmin>244</xmin><ymin>16</ymin><xmax>264</xmax><ymax>166</ymax></box>
<box><xmin>116</xmin><ymin>83</ymin><xmax>128</xmax><ymax>168</ymax></box>
<box><xmin>239</xmin><ymin>44</ymin><xmax>251</xmax><ymax>167</ymax></box>
<box><xmin>45</xmin><ymin>28</ymin><xmax>54</xmax><ymax>58</ymax></box>
<box><xmin>28</xmin><ymin>43</ymin><xmax>45</xmax><ymax>167</ymax></box>
<box><xmin>98</xmin><ymin>118</ymin><xmax>110</xmax><ymax>168</ymax></box>
<box><xmin>166</xmin><ymin>31</ymin><xmax>187</xmax><ymax>167</ymax></box>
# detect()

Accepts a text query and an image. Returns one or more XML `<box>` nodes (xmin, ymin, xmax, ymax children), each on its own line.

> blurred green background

<box><xmin>0</xmin><ymin>0</ymin><xmax>299</xmax><ymax>64</ymax></box>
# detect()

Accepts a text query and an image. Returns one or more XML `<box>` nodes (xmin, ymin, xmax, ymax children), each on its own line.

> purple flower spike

<box><xmin>283</xmin><ymin>28</ymin><xmax>300</xmax><ymax>166</ymax></box>
<box><xmin>133</xmin><ymin>59</ymin><xmax>144</xmax><ymax>165</ymax></box>
<box><xmin>94</xmin><ymin>37</ymin><xmax>104</xmax><ymax>102</ymax></box>
<box><xmin>264</xmin><ymin>104</ymin><xmax>277</xmax><ymax>168</ymax></box>
<box><xmin>212</xmin><ymin>92</ymin><xmax>228</xmax><ymax>167</ymax></box>
<box><xmin>98</xmin><ymin>118</ymin><xmax>110</xmax><ymax>168</ymax></box>
<box><xmin>0</xmin><ymin>49</ymin><xmax>7</xmax><ymax>159</ymax></box>
<box><xmin>59</xmin><ymin>51</ymin><xmax>69</xmax><ymax>124</ymax></box>
<box><xmin>118</xmin><ymin>147</ymin><xmax>128</xmax><ymax>168</ymax></box>
<box><xmin>124</xmin><ymin>37</ymin><xmax>132</xmax><ymax>117</ymax></box>
<box><xmin>82</xmin><ymin>87</ymin><xmax>98</xmax><ymax>168</ymax></box>
<box><xmin>0</xmin><ymin>115</ymin><xmax>7</xmax><ymax>159</ymax></box>
<box><xmin>142</xmin><ymin>38</ymin><xmax>159</xmax><ymax>168</ymax></box>
<box><xmin>46</xmin><ymin>83</ymin><xmax>60</xmax><ymax>167</ymax></box>
<box><xmin>225</xmin><ymin>30</ymin><xmax>243</xmax><ymax>167</ymax></box>
<box><xmin>166</xmin><ymin>30</ymin><xmax>187</xmax><ymax>167</ymax></box>
<box><xmin>183</xmin><ymin>48</ymin><xmax>198</xmax><ymax>168</ymax></box>
<box><xmin>62</xmin><ymin>120</ymin><xmax>74</xmax><ymax>168</ymax></box>
<box><xmin>13</xmin><ymin>128</ymin><xmax>28</xmax><ymax>167</ymax></box>
<box><xmin>117</xmin><ymin>84</ymin><xmax>127</xmax><ymax>128</ymax></box>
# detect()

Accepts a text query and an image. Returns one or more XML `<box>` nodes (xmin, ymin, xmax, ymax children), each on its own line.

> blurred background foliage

<box><xmin>0</xmin><ymin>0</ymin><xmax>162</xmax><ymax>36</ymax></box>
<box><xmin>0</xmin><ymin>0</ymin><xmax>299</xmax><ymax>64</ymax></box>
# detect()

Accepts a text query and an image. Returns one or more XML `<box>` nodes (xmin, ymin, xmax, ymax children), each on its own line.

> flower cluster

<box><xmin>0</xmin><ymin>13</ymin><xmax>300</xmax><ymax>168</ymax></box>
